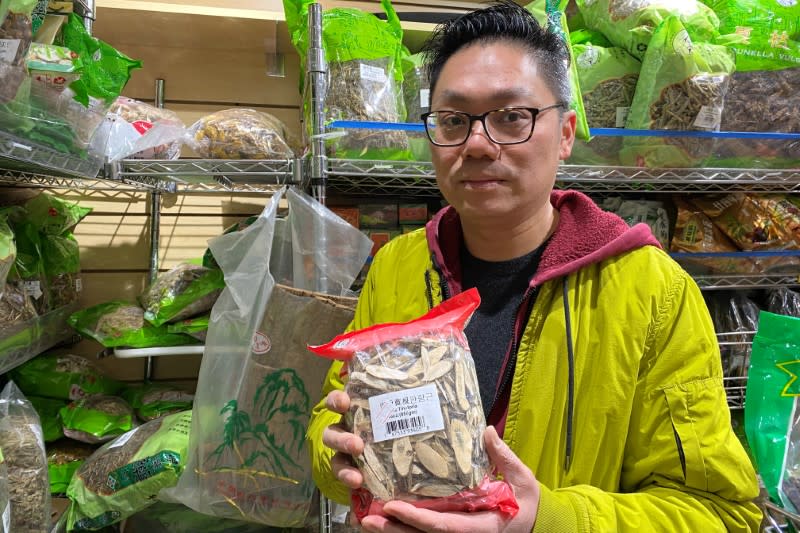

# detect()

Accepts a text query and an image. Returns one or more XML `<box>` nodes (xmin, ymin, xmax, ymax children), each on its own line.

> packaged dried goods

<box><xmin>47</xmin><ymin>439</ymin><xmax>95</xmax><ymax>494</ymax></box>
<box><xmin>66</xmin><ymin>411</ymin><xmax>192</xmax><ymax>531</ymax></box>
<box><xmin>575</xmin><ymin>0</ymin><xmax>719</xmax><ymax>60</ymax></box>
<box><xmin>104</xmin><ymin>96</ymin><xmax>185</xmax><ymax>161</ymax></box>
<box><xmin>59</xmin><ymin>395</ymin><xmax>136</xmax><ymax>444</ymax></box>
<box><xmin>706</xmin><ymin>293</ymin><xmax>759</xmax><ymax>378</ymax></box>
<box><xmin>166</xmin><ymin>314</ymin><xmax>208</xmax><ymax>342</ymax></box>
<box><xmin>122</xmin><ymin>382</ymin><xmax>194</xmax><ymax>422</ymax></box>
<box><xmin>0</xmin><ymin>381</ymin><xmax>51</xmax><ymax>533</ymax></box>
<box><xmin>0</xmin><ymin>0</ymin><xmax>37</xmax><ymax>103</ymax></box>
<box><xmin>139</xmin><ymin>263</ymin><xmax>224</xmax><ymax>327</ymax></box>
<box><xmin>27</xmin><ymin>395</ymin><xmax>67</xmax><ymax>442</ymax></box>
<box><xmin>767</xmin><ymin>287</ymin><xmax>800</xmax><ymax>319</ymax></box>
<box><xmin>68</xmin><ymin>301</ymin><xmax>199</xmax><ymax>348</ymax></box>
<box><xmin>602</xmin><ymin>198</ymin><xmax>669</xmax><ymax>248</ymax></box>
<box><xmin>310</xmin><ymin>288</ymin><xmax>518</xmax><ymax>522</ymax></box>
<box><xmin>187</xmin><ymin>108</ymin><xmax>294</xmax><ymax>159</ymax></box>
<box><xmin>10</xmin><ymin>352</ymin><xmax>122</xmax><ymax>401</ymax></box>
<box><xmin>0</xmin><ymin>283</ymin><xmax>37</xmax><ymax>333</ymax></box>
<box><xmin>622</xmin><ymin>16</ymin><xmax>734</xmax><ymax>168</ymax></box>
<box><xmin>0</xmin><ymin>445</ymin><xmax>8</xmax><ymax>533</ymax></box>
<box><xmin>23</xmin><ymin>192</ymin><xmax>91</xmax><ymax>236</ymax></box>
<box><xmin>0</xmin><ymin>214</ymin><xmax>15</xmax><ymax>288</ymax></box>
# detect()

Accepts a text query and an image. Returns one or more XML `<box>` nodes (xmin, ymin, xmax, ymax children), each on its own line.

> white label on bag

<box><xmin>75</xmin><ymin>278</ymin><xmax>83</xmax><ymax>292</ymax></box>
<box><xmin>615</xmin><ymin>106</ymin><xmax>630</xmax><ymax>128</ymax></box>
<box><xmin>369</xmin><ymin>384</ymin><xmax>445</xmax><ymax>443</ymax></box>
<box><xmin>22</xmin><ymin>280</ymin><xmax>43</xmax><ymax>299</ymax></box>
<box><xmin>0</xmin><ymin>39</ymin><xmax>20</xmax><ymax>63</ymax></box>
<box><xmin>109</xmin><ymin>427</ymin><xmax>138</xmax><ymax>449</ymax></box>
<box><xmin>360</xmin><ymin>63</ymin><xmax>387</xmax><ymax>84</ymax></box>
<box><xmin>693</xmin><ymin>105</ymin><xmax>722</xmax><ymax>130</ymax></box>
<box><xmin>419</xmin><ymin>89</ymin><xmax>430</xmax><ymax>110</ymax></box>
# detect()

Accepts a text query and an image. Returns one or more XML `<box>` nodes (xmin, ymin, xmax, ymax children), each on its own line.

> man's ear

<box><xmin>559</xmin><ymin>109</ymin><xmax>577</xmax><ymax>161</ymax></box>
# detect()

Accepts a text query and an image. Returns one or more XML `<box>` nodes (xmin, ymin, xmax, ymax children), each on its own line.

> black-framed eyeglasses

<box><xmin>421</xmin><ymin>103</ymin><xmax>566</xmax><ymax>147</ymax></box>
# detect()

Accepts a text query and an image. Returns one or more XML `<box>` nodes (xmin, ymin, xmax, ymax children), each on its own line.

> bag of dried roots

<box><xmin>66</xmin><ymin>411</ymin><xmax>192</xmax><ymax>531</ymax></box>
<box><xmin>622</xmin><ymin>16</ymin><xmax>735</xmax><ymax>168</ymax></box>
<box><xmin>0</xmin><ymin>282</ymin><xmax>37</xmax><ymax>335</ymax></box>
<box><xmin>139</xmin><ymin>263</ymin><xmax>225</xmax><ymax>327</ymax></box>
<box><xmin>0</xmin><ymin>381</ymin><xmax>51</xmax><ymax>533</ymax></box>
<box><xmin>310</xmin><ymin>288</ymin><xmax>519</xmax><ymax>522</ymax></box>
<box><xmin>122</xmin><ymin>382</ymin><xmax>194</xmax><ymax>422</ymax></box>
<box><xmin>10</xmin><ymin>352</ymin><xmax>122</xmax><ymax>401</ymax></box>
<box><xmin>186</xmin><ymin>108</ymin><xmax>295</xmax><ymax>160</ymax></box>
<box><xmin>59</xmin><ymin>394</ymin><xmax>136</xmax><ymax>444</ymax></box>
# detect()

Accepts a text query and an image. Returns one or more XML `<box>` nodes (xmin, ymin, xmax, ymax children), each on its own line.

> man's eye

<box><xmin>439</xmin><ymin>114</ymin><xmax>467</xmax><ymax>128</ymax></box>
<box><xmin>500</xmin><ymin>111</ymin><xmax>527</xmax><ymax>123</ymax></box>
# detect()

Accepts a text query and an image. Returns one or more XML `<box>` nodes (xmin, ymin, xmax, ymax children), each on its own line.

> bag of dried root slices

<box><xmin>309</xmin><ymin>288</ymin><xmax>519</xmax><ymax>522</ymax></box>
<box><xmin>622</xmin><ymin>16</ymin><xmax>735</xmax><ymax>168</ymax></box>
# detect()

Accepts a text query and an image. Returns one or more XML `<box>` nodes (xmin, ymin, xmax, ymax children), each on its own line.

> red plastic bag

<box><xmin>310</xmin><ymin>288</ymin><xmax>519</xmax><ymax>522</ymax></box>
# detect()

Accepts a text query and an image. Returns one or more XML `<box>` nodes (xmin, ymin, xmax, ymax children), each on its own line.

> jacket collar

<box><xmin>425</xmin><ymin>189</ymin><xmax>662</xmax><ymax>290</ymax></box>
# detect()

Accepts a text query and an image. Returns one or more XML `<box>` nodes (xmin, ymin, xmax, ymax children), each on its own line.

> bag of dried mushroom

<box><xmin>186</xmin><ymin>108</ymin><xmax>296</xmax><ymax>160</ymax></box>
<box><xmin>309</xmin><ymin>288</ymin><xmax>518</xmax><ymax>522</ymax></box>
<box><xmin>284</xmin><ymin>0</ymin><xmax>412</xmax><ymax>160</ymax></box>
<box><xmin>68</xmin><ymin>301</ymin><xmax>198</xmax><ymax>348</ymax></box>
<box><xmin>10</xmin><ymin>352</ymin><xmax>122</xmax><ymax>401</ymax></box>
<box><xmin>59</xmin><ymin>395</ymin><xmax>136</xmax><ymax>444</ymax></box>
<box><xmin>139</xmin><ymin>263</ymin><xmax>225</xmax><ymax>327</ymax></box>
<box><xmin>0</xmin><ymin>381</ymin><xmax>51</xmax><ymax>533</ymax></box>
<box><xmin>66</xmin><ymin>410</ymin><xmax>192</xmax><ymax>531</ymax></box>
<box><xmin>622</xmin><ymin>16</ymin><xmax>735</xmax><ymax>168</ymax></box>
<box><xmin>570</xmin><ymin>42</ymin><xmax>640</xmax><ymax>165</ymax></box>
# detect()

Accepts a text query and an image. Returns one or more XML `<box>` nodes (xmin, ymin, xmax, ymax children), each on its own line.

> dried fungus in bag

<box><xmin>139</xmin><ymin>263</ymin><xmax>225</xmax><ymax>327</ymax></box>
<box><xmin>187</xmin><ymin>108</ymin><xmax>294</xmax><ymax>159</ymax></box>
<box><xmin>10</xmin><ymin>352</ymin><xmax>122</xmax><ymax>401</ymax></box>
<box><xmin>66</xmin><ymin>411</ymin><xmax>192</xmax><ymax>531</ymax></box>
<box><xmin>47</xmin><ymin>439</ymin><xmax>95</xmax><ymax>494</ymax></box>
<box><xmin>0</xmin><ymin>381</ymin><xmax>51</xmax><ymax>533</ymax></box>
<box><xmin>59</xmin><ymin>394</ymin><xmax>135</xmax><ymax>444</ymax></box>
<box><xmin>309</xmin><ymin>288</ymin><xmax>518</xmax><ymax>522</ymax></box>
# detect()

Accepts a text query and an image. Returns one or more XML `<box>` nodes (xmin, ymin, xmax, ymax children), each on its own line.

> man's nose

<box><xmin>462</xmin><ymin>118</ymin><xmax>499</xmax><ymax>157</ymax></box>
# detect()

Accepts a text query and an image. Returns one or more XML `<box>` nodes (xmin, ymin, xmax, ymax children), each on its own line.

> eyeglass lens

<box><xmin>426</xmin><ymin>108</ymin><xmax>535</xmax><ymax>145</ymax></box>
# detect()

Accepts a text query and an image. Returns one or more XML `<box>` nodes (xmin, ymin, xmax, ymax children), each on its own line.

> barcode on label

<box><xmin>693</xmin><ymin>105</ymin><xmax>722</xmax><ymax>130</ymax></box>
<box><xmin>386</xmin><ymin>416</ymin><xmax>424</xmax><ymax>436</ymax></box>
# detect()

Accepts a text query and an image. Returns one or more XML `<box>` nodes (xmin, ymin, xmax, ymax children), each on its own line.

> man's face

<box><xmin>429</xmin><ymin>41</ymin><xmax>576</xmax><ymax>226</ymax></box>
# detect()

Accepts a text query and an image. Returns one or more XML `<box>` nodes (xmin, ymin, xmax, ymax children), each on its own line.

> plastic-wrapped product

<box><xmin>606</xmin><ymin>198</ymin><xmax>669</xmax><ymax>248</ymax></box>
<box><xmin>0</xmin><ymin>381</ymin><xmax>51</xmax><ymax>533</ymax></box>
<box><xmin>401</xmin><ymin>52</ymin><xmax>432</xmax><ymax>162</ymax></box>
<box><xmin>0</xmin><ymin>445</ymin><xmax>8</xmax><ymax>533</ymax></box>
<box><xmin>47</xmin><ymin>439</ymin><xmax>95</xmax><ymax>494</ymax></box>
<box><xmin>0</xmin><ymin>0</ymin><xmax>37</xmax><ymax>103</ymax></box>
<box><xmin>0</xmin><ymin>283</ymin><xmax>37</xmax><ymax>334</ymax></box>
<box><xmin>767</xmin><ymin>288</ymin><xmax>800</xmax><ymax>319</ymax></box>
<box><xmin>59</xmin><ymin>395</ymin><xmax>136</xmax><ymax>444</ymax></box>
<box><xmin>104</xmin><ymin>97</ymin><xmax>185</xmax><ymax>161</ymax></box>
<box><xmin>166</xmin><ymin>314</ymin><xmax>208</xmax><ymax>342</ymax></box>
<box><xmin>41</xmin><ymin>231</ymin><xmax>81</xmax><ymax>309</ymax></box>
<box><xmin>27</xmin><ymin>395</ymin><xmax>67</xmax><ymax>442</ymax></box>
<box><xmin>122</xmin><ymin>383</ymin><xmax>194</xmax><ymax>422</ymax></box>
<box><xmin>622</xmin><ymin>16</ymin><xmax>734</xmax><ymax>168</ymax></box>
<box><xmin>310</xmin><ymin>289</ymin><xmax>518</xmax><ymax>522</ymax></box>
<box><xmin>0</xmin><ymin>215</ymin><xmax>15</xmax><ymax>289</ymax></box>
<box><xmin>10</xmin><ymin>352</ymin><xmax>122</xmax><ymax>401</ymax></box>
<box><xmin>139</xmin><ymin>263</ymin><xmax>225</xmax><ymax>327</ymax></box>
<box><xmin>66</xmin><ymin>411</ymin><xmax>192</xmax><ymax>531</ymax></box>
<box><xmin>187</xmin><ymin>108</ymin><xmax>294</xmax><ymax>159</ymax></box>
<box><xmin>23</xmin><ymin>192</ymin><xmax>91</xmax><ymax>236</ymax></box>
<box><xmin>125</xmin><ymin>501</ymin><xmax>269</xmax><ymax>533</ymax></box>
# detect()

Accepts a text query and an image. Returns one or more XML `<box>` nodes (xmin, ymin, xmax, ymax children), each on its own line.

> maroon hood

<box><xmin>425</xmin><ymin>190</ymin><xmax>662</xmax><ymax>292</ymax></box>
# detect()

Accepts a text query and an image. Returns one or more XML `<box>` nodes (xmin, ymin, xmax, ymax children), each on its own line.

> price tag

<box><xmin>369</xmin><ymin>384</ymin><xmax>444</xmax><ymax>443</ymax></box>
<box><xmin>360</xmin><ymin>63</ymin><xmax>387</xmax><ymax>84</ymax></box>
<box><xmin>693</xmin><ymin>105</ymin><xmax>722</xmax><ymax>130</ymax></box>
<box><xmin>615</xmin><ymin>106</ymin><xmax>630</xmax><ymax>128</ymax></box>
<box><xmin>22</xmin><ymin>280</ymin><xmax>43</xmax><ymax>300</ymax></box>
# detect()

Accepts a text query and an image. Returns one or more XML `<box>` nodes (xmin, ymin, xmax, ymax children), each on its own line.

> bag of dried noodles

<box><xmin>622</xmin><ymin>16</ymin><xmax>735</xmax><ymax>168</ymax></box>
<box><xmin>309</xmin><ymin>288</ymin><xmax>519</xmax><ymax>522</ymax></box>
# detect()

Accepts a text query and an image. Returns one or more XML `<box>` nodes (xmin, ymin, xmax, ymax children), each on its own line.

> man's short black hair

<box><xmin>422</xmin><ymin>0</ymin><xmax>571</xmax><ymax>107</ymax></box>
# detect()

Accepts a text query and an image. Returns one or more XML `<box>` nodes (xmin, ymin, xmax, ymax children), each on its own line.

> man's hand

<box><xmin>322</xmin><ymin>389</ymin><xmax>365</xmax><ymax>489</ymax></box>
<box><xmin>360</xmin><ymin>426</ymin><xmax>540</xmax><ymax>533</ymax></box>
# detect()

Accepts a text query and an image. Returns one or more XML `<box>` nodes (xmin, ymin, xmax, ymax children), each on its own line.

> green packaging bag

<box><xmin>284</xmin><ymin>0</ymin><xmax>412</xmax><ymax>160</ymax></box>
<box><xmin>41</xmin><ymin>231</ymin><xmax>82</xmax><ymax>309</ymax></box>
<box><xmin>10</xmin><ymin>352</ymin><xmax>122</xmax><ymax>401</ymax></box>
<box><xmin>621</xmin><ymin>16</ymin><xmax>735</xmax><ymax>168</ymax></box>
<box><xmin>0</xmin><ymin>215</ymin><xmax>14</xmax><ymax>288</ymax></box>
<box><xmin>569</xmin><ymin>42</ymin><xmax>640</xmax><ymax>164</ymax></box>
<box><xmin>745</xmin><ymin>311</ymin><xmax>800</xmax><ymax>512</ymax></box>
<box><xmin>66</xmin><ymin>411</ymin><xmax>192</xmax><ymax>531</ymax></box>
<box><xmin>68</xmin><ymin>301</ymin><xmax>199</xmax><ymax>348</ymax></box>
<box><xmin>122</xmin><ymin>383</ymin><xmax>194</xmax><ymax>422</ymax></box>
<box><xmin>139</xmin><ymin>263</ymin><xmax>225</xmax><ymax>327</ymax></box>
<box><xmin>59</xmin><ymin>394</ymin><xmax>135</xmax><ymax>444</ymax></box>
<box><xmin>47</xmin><ymin>439</ymin><xmax>95</xmax><ymax>494</ymax></box>
<box><xmin>401</xmin><ymin>51</ymin><xmax>432</xmax><ymax>162</ymax></box>
<box><xmin>27</xmin><ymin>395</ymin><xmax>67</xmax><ymax>442</ymax></box>
<box><xmin>166</xmin><ymin>314</ymin><xmax>209</xmax><ymax>342</ymax></box>
<box><xmin>23</xmin><ymin>192</ymin><xmax>91</xmax><ymax>235</ymax></box>
<box><xmin>575</xmin><ymin>0</ymin><xmax>719</xmax><ymax>60</ymax></box>
<box><xmin>525</xmin><ymin>0</ymin><xmax>590</xmax><ymax>142</ymax></box>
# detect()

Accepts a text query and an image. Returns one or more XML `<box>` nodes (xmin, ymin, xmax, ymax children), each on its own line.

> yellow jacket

<box><xmin>307</xmin><ymin>191</ymin><xmax>761</xmax><ymax>531</ymax></box>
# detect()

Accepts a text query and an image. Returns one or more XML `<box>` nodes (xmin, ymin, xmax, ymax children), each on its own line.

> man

<box><xmin>307</xmin><ymin>1</ymin><xmax>761</xmax><ymax>531</ymax></box>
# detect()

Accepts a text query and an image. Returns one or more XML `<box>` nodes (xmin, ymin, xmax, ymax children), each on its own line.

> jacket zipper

<box><xmin>673</xmin><ymin>425</ymin><xmax>687</xmax><ymax>479</ymax></box>
<box><xmin>492</xmin><ymin>286</ymin><xmax>539</xmax><ymax>411</ymax></box>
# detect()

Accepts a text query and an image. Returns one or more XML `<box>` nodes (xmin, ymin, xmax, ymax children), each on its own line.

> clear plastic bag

<box><xmin>767</xmin><ymin>288</ymin><xmax>800</xmax><ymax>319</ymax></box>
<box><xmin>187</xmin><ymin>108</ymin><xmax>294</xmax><ymax>159</ymax></box>
<box><xmin>310</xmin><ymin>289</ymin><xmax>519</xmax><ymax>522</ymax></box>
<box><xmin>0</xmin><ymin>381</ymin><xmax>51</xmax><ymax>533</ymax></box>
<box><xmin>102</xmin><ymin>97</ymin><xmax>186</xmax><ymax>161</ymax></box>
<box><xmin>0</xmin><ymin>444</ymin><xmax>8</xmax><ymax>533</ymax></box>
<box><xmin>166</xmin><ymin>187</ymin><xmax>371</xmax><ymax>527</ymax></box>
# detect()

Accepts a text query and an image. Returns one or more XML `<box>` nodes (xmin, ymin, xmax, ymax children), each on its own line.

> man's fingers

<box><xmin>331</xmin><ymin>452</ymin><xmax>363</xmax><ymax>489</ymax></box>
<box><xmin>484</xmin><ymin>426</ymin><xmax>535</xmax><ymax>489</ymax></box>
<box><xmin>326</xmin><ymin>389</ymin><xmax>351</xmax><ymax>413</ymax></box>
<box><xmin>322</xmin><ymin>423</ymin><xmax>364</xmax><ymax>455</ymax></box>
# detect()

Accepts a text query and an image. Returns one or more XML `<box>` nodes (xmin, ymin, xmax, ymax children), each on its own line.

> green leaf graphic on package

<box><xmin>209</xmin><ymin>368</ymin><xmax>310</xmax><ymax>481</ymax></box>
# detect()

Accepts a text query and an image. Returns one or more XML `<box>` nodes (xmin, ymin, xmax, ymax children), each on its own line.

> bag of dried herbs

<box><xmin>0</xmin><ymin>0</ymin><xmax>37</xmax><ymax>104</ymax></box>
<box><xmin>0</xmin><ymin>381</ymin><xmax>51</xmax><ymax>533</ymax></box>
<box><xmin>23</xmin><ymin>192</ymin><xmax>91</xmax><ymax>236</ymax></box>
<box><xmin>166</xmin><ymin>314</ymin><xmax>208</xmax><ymax>342</ymax></box>
<box><xmin>139</xmin><ymin>263</ymin><xmax>225</xmax><ymax>327</ymax></box>
<box><xmin>10</xmin><ymin>352</ymin><xmax>123</xmax><ymax>401</ymax></box>
<box><xmin>402</xmin><ymin>51</ymin><xmax>432</xmax><ymax>162</ymax></box>
<box><xmin>284</xmin><ymin>0</ymin><xmax>413</xmax><ymax>160</ymax></box>
<box><xmin>745</xmin><ymin>311</ymin><xmax>800</xmax><ymax>512</ymax></box>
<box><xmin>27</xmin><ymin>395</ymin><xmax>67</xmax><ymax>442</ymax></box>
<box><xmin>5</xmin><ymin>212</ymin><xmax>48</xmax><ymax>314</ymax></box>
<box><xmin>525</xmin><ymin>0</ymin><xmax>590</xmax><ymax>142</ymax></box>
<box><xmin>186</xmin><ymin>108</ymin><xmax>295</xmax><ymax>160</ymax></box>
<box><xmin>601</xmin><ymin>197</ymin><xmax>669</xmax><ymax>248</ymax></box>
<box><xmin>122</xmin><ymin>383</ymin><xmax>194</xmax><ymax>422</ymax></box>
<box><xmin>41</xmin><ymin>232</ymin><xmax>82</xmax><ymax>309</ymax></box>
<box><xmin>570</xmin><ymin>42</ymin><xmax>640</xmax><ymax>165</ymax></box>
<box><xmin>0</xmin><ymin>282</ymin><xmax>37</xmax><ymax>335</ymax></box>
<box><xmin>65</xmin><ymin>410</ymin><xmax>191</xmax><ymax>531</ymax></box>
<box><xmin>310</xmin><ymin>288</ymin><xmax>518</xmax><ymax>522</ymax></box>
<box><xmin>575</xmin><ymin>0</ymin><xmax>719</xmax><ymax>60</ymax></box>
<box><xmin>68</xmin><ymin>301</ymin><xmax>199</xmax><ymax>348</ymax></box>
<box><xmin>621</xmin><ymin>16</ymin><xmax>735</xmax><ymax>168</ymax></box>
<box><xmin>47</xmin><ymin>439</ymin><xmax>95</xmax><ymax>495</ymax></box>
<box><xmin>59</xmin><ymin>394</ymin><xmax>136</xmax><ymax>444</ymax></box>
<box><xmin>702</xmin><ymin>0</ymin><xmax>800</xmax><ymax>168</ymax></box>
